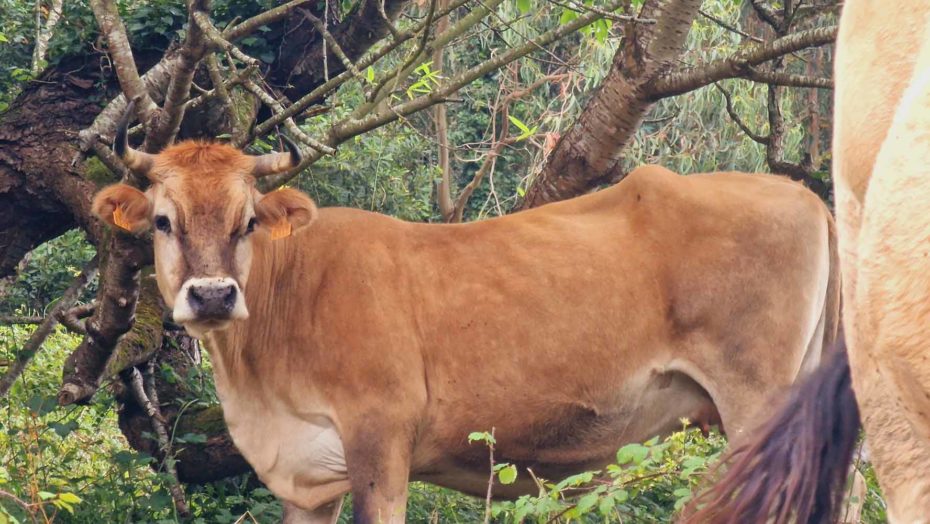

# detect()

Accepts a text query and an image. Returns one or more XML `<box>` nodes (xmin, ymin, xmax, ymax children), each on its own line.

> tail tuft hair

<box><xmin>680</xmin><ymin>339</ymin><xmax>860</xmax><ymax>524</ymax></box>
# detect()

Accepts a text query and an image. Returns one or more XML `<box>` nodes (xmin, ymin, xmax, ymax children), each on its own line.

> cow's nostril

<box><xmin>189</xmin><ymin>287</ymin><xmax>205</xmax><ymax>305</ymax></box>
<box><xmin>222</xmin><ymin>285</ymin><xmax>237</xmax><ymax>310</ymax></box>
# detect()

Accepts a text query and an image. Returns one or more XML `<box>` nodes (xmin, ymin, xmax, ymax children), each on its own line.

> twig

<box><xmin>0</xmin><ymin>489</ymin><xmax>39</xmax><ymax>524</ymax></box>
<box><xmin>0</xmin><ymin>257</ymin><xmax>98</xmax><ymax>397</ymax></box>
<box><xmin>89</xmin><ymin>0</ymin><xmax>158</xmax><ymax>120</ymax></box>
<box><xmin>483</xmin><ymin>428</ymin><xmax>497</xmax><ymax>524</ymax></box>
<box><xmin>193</xmin><ymin>11</ymin><xmax>259</xmax><ymax>69</ymax></box>
<box><xmin>552</xmin><ymin>0</ymin><xmax>657</xmax><ymax>24</ymax></box>
<box><xmin>223</xmin><ymin>0</ymin><xmax>314</xmax><ymax>42</ymax></box>
<box><xmin>699</xmin><ymin>8</ymin><xmax>763</xmax><ymax>43</ymax></box>
<box><xmin>260</xmin><ymin>0</ymin><xmax>627</xmax><ymax>190</ymax></box>
<box><xmin>0</xmin><ymin>316</ymin><xmax>44</xmax><ymax>325</ymax></box>
<box><xmin>300</xmin><ymin>9</ymin><xmax>365</xmax><ymax>83</ymax></box>
<box><xmin>204</xmin><ymin>54</ymin><xmax>242</xmax><ymax>141</ymax></box>
<box><xmin>713</xmin><ymin>83</ymin><xmax>769</xmax><ymax>144</ymax></box>
<box><xmin>240</xmin><ymin>78</ymin><xmax>336</xmax><ymax>154</ymax></box>
<box><xmin>245</xmin><ymin>0</ymin><xmax>472</xmax><ymax>144</ymax></box>
<box><xmin>128</xmin><ymin>365</ymin><xmax>190</xmax><ymax>517</ymax></box>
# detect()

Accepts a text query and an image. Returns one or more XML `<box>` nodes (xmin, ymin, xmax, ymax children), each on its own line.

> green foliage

<box><xmin>0</xmin><ymin>230</ymin><xmax>97</xmax><ymax>317</ymax></box>
<box><xmin>489</xmin><ymin>427</ymin><xmax>726</xmax><ymax>523</ymax></box>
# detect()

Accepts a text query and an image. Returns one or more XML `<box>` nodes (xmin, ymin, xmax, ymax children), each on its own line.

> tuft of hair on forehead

<box><xmin>156</xmin><ymin>141</ymin><xmax>254</xmax><ymax>179</ymax></box>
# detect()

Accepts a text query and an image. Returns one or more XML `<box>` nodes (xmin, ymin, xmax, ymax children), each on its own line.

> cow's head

<box><xmin>92</xmin><ymin>105</ymin><xmax>317</xmax><ymax>335</ymax></box>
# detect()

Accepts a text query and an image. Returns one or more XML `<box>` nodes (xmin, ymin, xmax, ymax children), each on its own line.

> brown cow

<box><xmin>683</xmin><ymin>1</ymin><xmax>930</xmax><ymax>522</ymax></box>
<box><xmin>92</xmin><ymin>109</ymin><xmax>838</xmax><ymax>523</ymax></box>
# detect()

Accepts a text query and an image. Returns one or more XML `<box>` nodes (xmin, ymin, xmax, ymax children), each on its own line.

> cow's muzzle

<box><xmin>172</xmin><ymin>277</ymin><xmax>248</xmax><ymax>330</ymax></box>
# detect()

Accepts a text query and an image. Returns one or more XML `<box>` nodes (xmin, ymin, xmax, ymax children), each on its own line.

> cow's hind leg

<box><xmin>282</xmin><ymin>497</ymin><xmax>344</xmax><ymax>524</ymax></box>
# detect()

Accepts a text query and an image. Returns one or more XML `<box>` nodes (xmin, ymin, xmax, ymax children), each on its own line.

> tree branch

<box><xmin>261</xmin><ymin>0</ymin><xmax>626</xmax><ymax>189</ymax></box>
<box><xmin>0</xmin><ymin>257</ymin><xmax>98</xmax><ymax>397</ymax></box>
<box><xmin>128</xmin><ymin>365</ymin><xmax>190</xmax><ymax>517</ymax></box>
<box><xmin>57</xmin><ymin>303</ymin><xmax>96</xmax><ymax>335</ymax></box>
<box><xmin>699</xmin><ymin>8</ymin><xmax>763</xmax><ymax>43</ymax></box>
<box><xmin>745</xmin><ymin>66</ymin><xmax>833</xmax><ymax>89</ymax></box>
<box><xmin>89</xmin><ymin>0</ymin><xmax>158</xmax><ymax>120</ymax></box>
<box><xmin>650</xmin><ymin>25</ymin><xmax>837</xmax><ymax>99</ymax></box>
<box><xmin>750</xmin><ymin>0</ymin><xmax>782</xmax><ymax>31</ymax></box>
<box><xmin>145</xmin><ymin>0</ymin><xmax>212</xmax><ymax>151</ymax></box>
<box><xmin>714</xmin><ymin>83</ymin><xmax>769</xmax><ymax>145</ymax></box>
<box><xmin>59</xmin><ymin>232</ymin><xmax>151</xmax><ymax>406</ymax></box>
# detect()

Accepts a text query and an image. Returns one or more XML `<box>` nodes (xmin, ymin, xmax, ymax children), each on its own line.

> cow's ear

<box><xmin>92</xmin><ymin>184</ymin><xmax>152</xmax><ymax>233</ymax></box>
<box><xmin>254</xmin><ymin>188</ymin><xmax>318</xmax><ymax>240</ymax></box>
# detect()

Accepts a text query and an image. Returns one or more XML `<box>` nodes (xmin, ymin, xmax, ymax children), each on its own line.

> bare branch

<box><xmin>300</xmin><ymin>9</ymin><xmax>365</xmax><ymax>83</ymax></box>
<box><xmin>0</xmin><ymin>316</ymin><xmax>44</xmax><ymax>325</ymax></box>
<box><xmin>223</xmin><ymin>0</ymin><xmax>313</xmax><ymax>42</ymax></box>
<box><xmin>260</xmin><ymin>0</ymin><xmax>627</xmax><ymax>190</ymax></box>
<box><xmin>240</xmin><ymin>78</ymin><xmax>336</xmax><ymax>154</ymax></box>
<box><xmin>77</xmin><ymin>54</ymin><xmax>179</xmax><ymax>155</ymax></box>
<box><xmin>193</xmin><ymin>11</ymin><xmax>259</xmax><ymax>69</ymax></box>
<box><xmin>89</xmin><ymin>0</ymin><xmax>158</xmax><ymax>120</ymax></box>
<box><xmin>699</xmin><ymin>8</ymin><xmax>763</xmax><ymax>43</ymax></box>
<box><xmin>57</xmin><ymin>303</ymin><xmax>96</xmax><ymax>335</ymax></box>
<box><xmin>145</xmin><ymin>0</ymin><xmax>212</xmax><ymax>151</ymax></box>
<box><xmin>750</xmin><ymin>0</ymin><xmax>782</xmax><ymax>30</ymax></box>
<box><xmin>128</xmin><ymin>365</ymin><xmax>190</xmax><ymax>517</ymax></box>
<box><xmin>552</xmin><ymin>0</ymin><xmax>657</xmax><ymax>24</ymax></box>
<box><xmin>246</xmin><ymin>0</ymin><xmax>471</xmax><ymax>144</ymax></box>
<box><xmin>59</xmin><ymin>233</ymin><xmax>152</xmax><ymax>406</ymax></box>
<box><xmin>714</xmin><ymin>83</ymin><xmax>769</xmax><ymax>145</ymax></box>
<box><xmin>32</xmin><ymin>0</ymin><xmax>64</xmax><ymax>74</ymax></box>
<box><xmin>745</xmin><ymin>66</ymin><xmax>833</xmax><ymax>89</ymax></box>
<box><xmin>0</xmin><ymin>257</ymin><xmax>98</xmax><ymax>397</ymax></box>
<box><xmin>650</xmin><ymin>25</ymin><xmax>837</xmax><ymax>99</ymax></box>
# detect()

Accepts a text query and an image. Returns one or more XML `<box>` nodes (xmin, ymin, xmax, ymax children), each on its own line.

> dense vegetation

<box><xmin>0</xmin><ymin>0</ymin><xmax>885</xmax><ymax>522</ymax></box>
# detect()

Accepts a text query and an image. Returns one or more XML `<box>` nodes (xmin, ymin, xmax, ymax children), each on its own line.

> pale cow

<box><xmin>93</xmin><ymin>105</ymin><xmax>838</xmax><ymax>523</ymax></box>
<box><xmin>684</xmin><ymin>1</ymin><xmax>930</xmax><ymax>522</ymax></box>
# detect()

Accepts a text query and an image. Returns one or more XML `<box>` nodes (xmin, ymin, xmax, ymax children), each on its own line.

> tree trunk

<box><xmin>0</xmin><ymin>57</ymin><xmax>112</xmax><ymax>276</ymax></box>
<box><xmin>522</xmin><ymin>0</ymin><xmax>703</xmax><ymax>208</ymax></box>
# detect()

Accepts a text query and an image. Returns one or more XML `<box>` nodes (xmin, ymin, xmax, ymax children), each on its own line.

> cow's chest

<box><xmin>212</xmin><ymin>370</ymin><xmax>348</xmax><ymax>502</ymax></box>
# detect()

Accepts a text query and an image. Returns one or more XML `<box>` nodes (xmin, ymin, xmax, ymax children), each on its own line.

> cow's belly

<box><xmin>218</xmin><ymin>389</ymin><xmax>348</xmax><ymax>503</ymax></box>
<box><xmin>413</xmin><ymin>366</ymin><xmax>717</xmax><ymax>497</ymax></box>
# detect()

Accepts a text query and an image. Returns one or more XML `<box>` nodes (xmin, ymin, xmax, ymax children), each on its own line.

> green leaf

<box><xmin>37</xmin><ymin>491</ymin><xmax>56</xmax><ymax>500</ymax></box>
<box><xmin>575</xmin><ymin>492</ymin><xmax>599</xmax><ymax>513</ymax></box>
<box><xmin>497</xmin><ymin>464</ymin><xmax>517</xmax><ymax>485</ymax></box>
<box><xmin>467</xmin><ymin>431</ymin><xmax>496</xmax><ymax>445</ymax></box>
<box><xmin>58</xmin><ymin>492</ymin><xmax>82</xmax><ymax>504</ymax></box>
<box><xmin>616</xmin><ymin>443</ymin><xmax>649</xmax><ymax>465</ymax></box>
<box><xmin>507</xmin><ymin>114</ymin><xmax>531</xmax><ymax>135</ymax></box>
<box><xmin>516</xmin><ymin>0</ymin><xmax>531</xmax><ymax>13</ymax></box>
<box><xmin>366</xmin><ymin>66</ymin><xmax>375</xmax><ymax>83</ymax></box>
<box><xmin>598</xmin><ymin>494</ymin><xmax>615</xmax><ymax>516</ymax></box>
<box><xmin>673</xmin><ymin>487</ymin><xmax>692</xmax><ymax>498</ymax></box>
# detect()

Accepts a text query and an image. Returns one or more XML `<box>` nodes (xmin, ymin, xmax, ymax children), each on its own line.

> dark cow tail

<box><xmin>680</xmin><ymin>339</ymin><xmax>860</xmax><ymax>524</ymax></box>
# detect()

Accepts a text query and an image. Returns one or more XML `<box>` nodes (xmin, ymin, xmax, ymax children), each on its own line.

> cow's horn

<box><xmin>114</xmin><ymin>99</ymin><xmax>156</xmax><ymax>177</ymax></box>
<box><xmin>251</xmin><ymin>134</ymin><xmax>301</xmax><ymax>178</ymax></box>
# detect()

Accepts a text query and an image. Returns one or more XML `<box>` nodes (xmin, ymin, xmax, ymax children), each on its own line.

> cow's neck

<box><xmin>202</xmin><ymin>233</ymin><xmax>309</xmax><ymax>390</ymax></box>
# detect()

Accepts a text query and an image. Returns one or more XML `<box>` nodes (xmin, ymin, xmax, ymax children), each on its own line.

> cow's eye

<box><xmin>154</xmin><ymin>215</ymin><xmax>171</xmax><ymax>234</ymax></box>
<box><xmin>245</xmin><ymin>217</ymin><xmax>257</xmax><ymax>235</ymax></box>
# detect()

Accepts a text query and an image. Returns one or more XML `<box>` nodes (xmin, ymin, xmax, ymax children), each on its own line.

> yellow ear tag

<box><xmin>269</xmin><ymin>220</ymin><xmax>291</xmax><ymax>240</ymax></box>
<box><xmin>112</xmin><ymin>205</ymin><xmax>133</xmax><ymax>231</ymax></box>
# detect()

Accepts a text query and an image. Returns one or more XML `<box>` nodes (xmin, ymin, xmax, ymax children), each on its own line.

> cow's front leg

<box><xmin>345</xmin><ymin>430</ymin><xmax>413</xmax><ymax>524</ymax></box>
<box><xmin>282</xmin><ymin>497</ymin><xmax>344</xmax><ymax>524</ymax></box>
